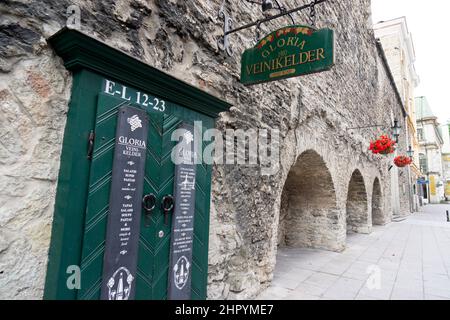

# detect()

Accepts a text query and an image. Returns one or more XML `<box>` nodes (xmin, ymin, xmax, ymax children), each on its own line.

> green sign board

<box><xmin>241</xmin><ymin>25</ymin><xmax>334</xmax><ymax>85</ymax></box>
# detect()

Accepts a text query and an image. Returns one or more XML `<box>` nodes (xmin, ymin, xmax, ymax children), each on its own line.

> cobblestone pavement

<box><xmin>257</xmin><ymin>204</ymin><xmax>450</xmax><ymax>300</ymax></box>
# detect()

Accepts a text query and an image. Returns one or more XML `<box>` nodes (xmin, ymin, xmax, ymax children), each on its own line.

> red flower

<box><xmin>369</xmin><ymin>135</ymin><xmax>396</xmax><ymax>155</ymax></box>
<box><xmin>394</xmin><ymin>156</ymin><xmax>412</xmax><ymax>168</ymax></box>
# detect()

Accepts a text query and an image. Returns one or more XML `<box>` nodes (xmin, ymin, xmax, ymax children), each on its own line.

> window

<box><xmin>417</xmin><ymin>128</ymin><xmax>424</xmax><ymax>141</ymax></box>
<box><xmin>419</xmin><ymin>153</ymin><xmax>428</xmax><ymax>173</ymax></box>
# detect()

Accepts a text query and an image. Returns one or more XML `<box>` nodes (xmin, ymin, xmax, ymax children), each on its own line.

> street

<box><xmin>257</xmin><ymin>204</ymin><xmax>450</xmax><ymax>300</ymax></box>
<box><xmin>2</xmin><ymin>0</ymin><xmax>450</xmax><ymax>302</ymax></box>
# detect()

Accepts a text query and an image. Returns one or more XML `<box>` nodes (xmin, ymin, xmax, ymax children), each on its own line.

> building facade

<box><xmin>374</xmin><ymin>17</ymin><xmax>420</xmax><ymax>213</ymax></box>
<box><xmin>415</xmin><ymin>97</ymin><xmax>445</xmax><ymax>204</ymax></box>
<box><xmin>0</xmin><ymin>0</ymin><xmax>410</xmax><ymax>300</ymax></box>
<box><xmin>441</xmin><ymin>123</ymin><xmax>450</xmax><ymax>201</ymax></box>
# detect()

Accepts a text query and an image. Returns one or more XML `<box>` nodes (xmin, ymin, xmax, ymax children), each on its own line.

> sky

<box><xmin>371</xmin><ymin>0</ymin><xmax>450</xmax><ymax>125</ymax></box>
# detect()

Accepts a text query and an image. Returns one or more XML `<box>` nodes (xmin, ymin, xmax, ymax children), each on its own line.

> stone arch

<box><xmin>346</xmin><ymin>170</ymin><xmax>370</xmax><ymax>234</ymax></box>
<box><xmin>371</xmin><ymin>178</ymin><xmax>384</xmax><ymax>225</ymax></box>
<box><xmin>278</xmin><ymin>150</ymin><xmax>340</xmax><ymax>251</ymax></box>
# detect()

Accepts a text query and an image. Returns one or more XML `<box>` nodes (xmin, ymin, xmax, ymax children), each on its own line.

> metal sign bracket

<box><xmin>217</xmin><ymin>0</ymin><xmax>328</xmax><ymax>56</ymax></box>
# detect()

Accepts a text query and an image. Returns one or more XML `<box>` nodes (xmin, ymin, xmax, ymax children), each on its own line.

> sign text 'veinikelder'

<box><xmin>241</xmin><ymin>25</ymin><xmax>334</xmax><ymax>85</ymax></box>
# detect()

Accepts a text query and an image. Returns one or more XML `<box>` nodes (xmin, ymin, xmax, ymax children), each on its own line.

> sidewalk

<box><xmin>257</xmin><ymin>204</ymin><xmax>450</xmax><ymax>300</ymax></box>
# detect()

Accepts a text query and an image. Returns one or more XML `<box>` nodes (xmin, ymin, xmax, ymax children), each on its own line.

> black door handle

<box><xmin>161</xmin><ymin>195</ymin><xmax>175</xmax><ymax>225</ymax></box>
<box><xmin>142</xmin><ymin>193</ymin><xmax>156</xmax><ymax>227</ymax></box>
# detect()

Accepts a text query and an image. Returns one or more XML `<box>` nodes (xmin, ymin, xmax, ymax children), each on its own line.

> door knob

<box><xmin>161</xmin><ymin>195</ymin><xmax>175</xmax><ymax>225</ymax></box>
<box><xmin>142</xmin><ymin>193</ymin><xmax>156</xmax><ymax>227</ymax></box>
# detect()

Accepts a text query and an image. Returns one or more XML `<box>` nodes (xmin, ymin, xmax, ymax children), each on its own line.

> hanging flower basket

<box><xmin>369</xmin><ymin>135</ymin><xmax>396</xmax><ymax>155</ymax></box>
<box><xmin>394</xmin><ymin>156</ymin><xmax>413</xmax><ymax>168</ymax></box>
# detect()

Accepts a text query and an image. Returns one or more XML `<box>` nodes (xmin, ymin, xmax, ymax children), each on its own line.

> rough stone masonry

<box><xmin>0</xmin><ymin>0</ymin><xmax>410</xmax><ymax>299</ymax></box>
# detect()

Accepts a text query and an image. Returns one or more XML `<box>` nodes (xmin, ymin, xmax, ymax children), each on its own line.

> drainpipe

<box><xmin>405</xmin><ymin>117</ymin><xmax>414</xmax><ymax>213</ymax></box>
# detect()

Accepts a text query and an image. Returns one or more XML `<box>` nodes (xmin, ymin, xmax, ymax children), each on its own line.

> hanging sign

<box><xmin>168</xmin><ymin>123</ymin><xmax>198</xmax><ymax>300</ymax></box>
<box><xmin>100</xmin><ymin>105</ymin><xmax>148</xmax><ymax>300</ymax></box>
<box><xmin>241</xmin><ymin>25</ymin><xmax>334</xmax><ymax>85</ymax></box>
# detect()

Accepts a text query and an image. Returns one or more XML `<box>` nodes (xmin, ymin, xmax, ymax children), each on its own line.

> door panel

<box><xmin>77</xmin><ymin>92</ymin><xmax>209</xmax><ymax>300</ymax></box>
<box><xmin>77</xmin><ymin>94</ymin><xmax>123</xmax><ymax>300</ymax></box>
<box><xmin>136</xmin><ymin>113</ymin><xmax>181</xmax><ymax>300</ymax></box>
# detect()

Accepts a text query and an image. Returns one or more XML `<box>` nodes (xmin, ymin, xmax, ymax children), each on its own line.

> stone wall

<box><xmin>347</xmin><ymin>170</ymin><xmax>370</xmax><ymax>234</ymax></box>
<box><xmin>371</xmin><ymin>178</ymin><xmax>384</xmax><ymax>225</ymax></box>
<box><xmin>0</xmin><ymin>2</ymin><xmax>72</xmax><ymax>298</ymax></box>
<box><xmin>278</xmin><ymin>150</ymin><xmax>340</xmax><ymax>250</ymax></box>
<box><xmin>0</xmin><ymin>0</ymin><xmax>410</xmax><ymax>299</ymax></box>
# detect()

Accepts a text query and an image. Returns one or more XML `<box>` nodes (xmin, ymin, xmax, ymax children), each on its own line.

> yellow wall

<box><xmin>430</xmin><ymin>176</ymin><xmax>436</xmax><ymax>196</ymax></box>
<box><xmin>446</xmin><ymin>182</ymin><xmax>450</xmax><ymax>196</ymax></box>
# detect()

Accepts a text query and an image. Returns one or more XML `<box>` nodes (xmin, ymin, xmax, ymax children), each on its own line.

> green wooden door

<box><xmin>44</xmin><ymin>29</ymin><xmax>231</xmax><ymax>300</ymax></box>
<box><xmin>77</xmin><ymin>93</ymin><xmax>184</xmax><ymax>300</ymax></box>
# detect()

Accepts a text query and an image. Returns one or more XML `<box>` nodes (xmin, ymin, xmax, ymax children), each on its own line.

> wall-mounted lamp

<box><xmin>391</xmin><ymin>120</ymin><xmax>401</xmax><ymax>143</ymax></box>
<box><xmin>262</xmin><ymin>0</ymin><xmax>274</xmax><ymax>11</ymax></box>
<box><xmin>245</xmin><ymin>0</ymin><xmax>274</xmax><ymax>11</ymax></box>
<box><xmin>407</xmin><ymin>146</ymin><xmax>414</xmax><ymax>159</ymax></box>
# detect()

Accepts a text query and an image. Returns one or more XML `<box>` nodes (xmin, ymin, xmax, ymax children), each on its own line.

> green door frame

<box><xmin>44</xmin><ymin>28</ymin><xmax>231</xmax><ymax>300</ymax></box>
